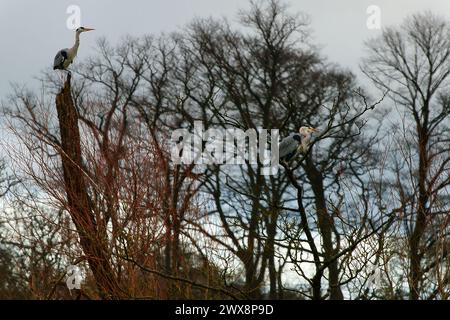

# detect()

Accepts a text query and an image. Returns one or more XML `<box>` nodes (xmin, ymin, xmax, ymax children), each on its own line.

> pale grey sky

<box><xmin>0</xmin><ymin>0</ymin><xmax>449</xmax><ymax>98</ymax></box>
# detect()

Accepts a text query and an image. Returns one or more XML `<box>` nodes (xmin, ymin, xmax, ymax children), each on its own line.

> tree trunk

<box><xmin>55</xmin><ymin>74</ymin><xmax>124</xmax><ymax>299</ymax></box>
<box><xmin>267</xmin><ymin>212</ymin><xmax>278</xmax><ymax>299</ymax></box>
<box><xmin>305</xmin><ymin>157</ymin><xmax>343</xmax><ymax>300</ymax></box>
<box><xmin>408</xmin><ymin>128</ymin><xmax>429</xmax><ymax>300</ymax></box>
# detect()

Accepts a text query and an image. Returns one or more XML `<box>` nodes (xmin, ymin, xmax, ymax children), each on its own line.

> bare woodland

<box><xmin>0</xmin><ymin>1</ymin><xmax>448</xmax><ymax>300</ymax></box>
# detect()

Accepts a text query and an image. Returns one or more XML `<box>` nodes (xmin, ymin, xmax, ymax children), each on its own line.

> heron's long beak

<box><xmin>84</xmin><ymin>28</ymin><xmax>95</xmax><ymax>32</ymax></box>
<box><xmin>311</xmin><ymin>128</ymin><xmax>319</xmax><ymax>132</ymax></box>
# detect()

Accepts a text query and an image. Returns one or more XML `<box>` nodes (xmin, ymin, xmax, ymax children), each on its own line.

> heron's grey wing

<box><xmin>279</xmin><ymin>135</ymin><xmax>299</xmax><ymax>158</ymax></box>
<box><xmin>53</xmin><ymin>49</ymin><xmax>68</xmax><ymax>69</ymax></box>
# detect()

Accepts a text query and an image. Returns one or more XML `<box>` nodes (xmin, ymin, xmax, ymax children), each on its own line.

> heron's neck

<box><xmin>71</xmin><ymin>32</ymin><xmax>81</xmax><ymax>53</ymax></box>
<box><xmin>301</xmin><ymin>134</ymin><xmax>311</xmax><ymax>147</ymax></box>
<box><xmin>302</xmin><ymin>134</ymin><xmax>310</xmax><ymax>141</ymax></box>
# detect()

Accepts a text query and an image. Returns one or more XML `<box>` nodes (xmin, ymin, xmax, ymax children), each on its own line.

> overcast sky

<box><xmin>0</xmin><ymin>0</ymin><xmax>449</xmax><ymax>98</ymax></box>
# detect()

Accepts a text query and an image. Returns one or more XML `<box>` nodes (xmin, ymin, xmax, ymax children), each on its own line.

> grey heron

<box><xmin>53</xmin><ymin>27</ymin><xmax>94</xmax><ymax>72</ymax></box>
<box><xmin>279</xmin><ymin>127</ymin><xmax>318</xmax><ymax>162</ymax></box>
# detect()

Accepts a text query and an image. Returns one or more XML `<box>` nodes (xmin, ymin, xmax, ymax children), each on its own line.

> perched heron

<box><xmin>53</xmin><ymin>27</ymin><xmax>94</xmax><ymax>72</ymax></box>
<box><xmin>279</xmin><ymin>127</ymin><xmax>318</xmax><ymax>162</ymax></box>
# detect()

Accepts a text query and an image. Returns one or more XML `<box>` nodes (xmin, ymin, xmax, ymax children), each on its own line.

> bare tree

<box><xmin>362</xmin><ymin>12</ymin><xmax>450</xmax><ymax>299</ymax></box>
<box><xmin>170</xmin><ymin>0</ymin><xmax>390</xmax><ymax>299</ymax></box>
<box><xmin>2</xmin><ymin>0</ymin><xmax>447</xmax><ymax>301</ymax></box>
<box><xmin>4</xmin><ymin>40</ymin><xmax>234</xmax><ymax>299</ymax></box>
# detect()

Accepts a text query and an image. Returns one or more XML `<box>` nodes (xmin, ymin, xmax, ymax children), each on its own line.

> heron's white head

<box><xmin>299</xmin><ymin>126</ymin><xmax>318</xmax><ymax>136</ymax></box>
<box><xmin>76</xmin><ymin>27</ymin><xmax>95</xmax><ymax>34</ymax></box>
